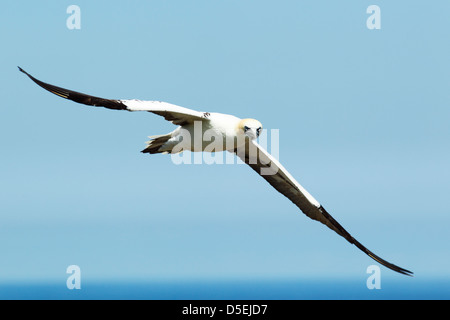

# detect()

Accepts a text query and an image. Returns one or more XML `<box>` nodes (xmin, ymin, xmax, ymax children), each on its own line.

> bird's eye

<box><xmin>244</xmin><ymin>126</ymin><xmax>250</xmax><ymax>132</ymax></box>
<box><xmin>256</xmin><ymin>127</ymin><xmax>262</xmax><ymax>136</ymax></box>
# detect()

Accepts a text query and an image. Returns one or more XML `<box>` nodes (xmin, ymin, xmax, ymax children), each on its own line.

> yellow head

<box><xmin>237</xmin><ymin>118</ymin><xmax>263</xmax><ymax>140</ymax></box>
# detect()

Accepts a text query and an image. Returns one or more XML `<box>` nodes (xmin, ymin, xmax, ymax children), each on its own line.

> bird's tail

<box><xmin>141</xmin><ymin>133</ymin><xmax>173</xmax><ymax>154</ymax></box>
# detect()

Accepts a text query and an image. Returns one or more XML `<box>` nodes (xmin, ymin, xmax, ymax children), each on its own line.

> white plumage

<box><xmin>19</xmin><ymin>67</ymin><xmax>413</xmax><ymax>276</ymax></box>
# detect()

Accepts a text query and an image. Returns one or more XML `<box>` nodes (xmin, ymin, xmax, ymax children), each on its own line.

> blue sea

<box><xmin>1</xmin><ymin>278</ymin><xmax>449</xmax><ymax>300</ymax></box>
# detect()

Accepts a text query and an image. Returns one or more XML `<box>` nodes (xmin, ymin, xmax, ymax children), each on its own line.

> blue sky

<box><xmin>1</xmin><ymin>1</ymin><xmax>450</xmax><ymax>298</ymax></box>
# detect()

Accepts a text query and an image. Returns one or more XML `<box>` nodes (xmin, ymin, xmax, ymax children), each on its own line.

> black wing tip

<box><xmin>18</xmin><ymin>66</ymin><xmax>33</xmax><ymax>79</ymax></box>
<box><xmin>317</xmin><ymin>206</ymin><xmax>413</xmax><ymax>276</ymax></box>
<box><xmin>18</xmin><ymin>66</ymin><xmax>27</xmax><ymax>74</ymax></box>
<box><xmin>393</xmin><ymin>265</ymin><xmax>414</xmax><ymax>276</ymax></box>
<box><xmin>19</xmin><ymin>67</ymin><xmax>129</xmax><ymax>110</ymax></box>
<box><xmin>399</xmin><ymin>268</ymin><xmax>414</xmax><ymax>277</ymax></box>
<box><xmin>353</xmin><ymin>239</ymin><xmax>414</xmax><ymax>277</ymax></box>
<box><xmin>389</xmin><ymin>261</ymin><xmax>414</xmax><ymax>277</ymax></box>
<box><xmin>387</xmin><ymin>265</ymin><xmax>414</xmax><ymax>277</ymax></box>
<box><xmin>379</xmin><ymin>260</ymin><xmax>414</xmax><ymax>277</ymax></box>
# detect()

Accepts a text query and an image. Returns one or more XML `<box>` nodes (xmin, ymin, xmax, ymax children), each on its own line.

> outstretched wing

<box><xmin>19</xmin><ymin>67</ymin><xmax>207</xmax><ymax>126</ymax></box>
<box><xmin>233</xmin><ymin>140</ymin><xmax>413</xmax><ymax>276</ymax></box>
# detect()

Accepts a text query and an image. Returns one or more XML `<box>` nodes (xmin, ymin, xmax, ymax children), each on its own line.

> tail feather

<box><xmin>141</xmin><ymin>133</ymin><xmax>172</xmax><ymax>154</ymax></box>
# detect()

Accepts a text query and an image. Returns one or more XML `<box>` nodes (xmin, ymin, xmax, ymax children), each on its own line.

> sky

<box><xmin>1</xmin><ymin>1</ymin><xmax>450</xmax><ymax>299</ymax></box>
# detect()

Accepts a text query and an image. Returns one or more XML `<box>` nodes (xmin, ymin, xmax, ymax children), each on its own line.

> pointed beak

<box><xmin>246</xmin><ymin>129</ymin><xmax>257</xmax><ymax>140</ymax></box>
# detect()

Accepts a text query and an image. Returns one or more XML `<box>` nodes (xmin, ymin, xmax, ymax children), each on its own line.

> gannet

<box><xmin>19</xmin><ymin>67</ymin><xmax>413</xmax><ymax>276</ymax></box>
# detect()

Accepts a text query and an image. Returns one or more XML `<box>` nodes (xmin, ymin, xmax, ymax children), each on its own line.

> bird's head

<box><xmin>237</xmin><ymin>118</ymin><xmax>263</xmax><ymax>140</ymax></box>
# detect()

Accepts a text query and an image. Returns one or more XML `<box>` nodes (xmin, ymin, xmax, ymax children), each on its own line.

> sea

<box><xmin>1</xmin><ymin>278</ymin><xmax>449</xmax><ymax>300</ymax></box>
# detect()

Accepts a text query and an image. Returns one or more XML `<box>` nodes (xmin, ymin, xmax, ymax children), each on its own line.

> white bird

<box><xmin>19</xmin><ymin>67</ymin><xmax>413</xmax><ymax>276</ymax></box>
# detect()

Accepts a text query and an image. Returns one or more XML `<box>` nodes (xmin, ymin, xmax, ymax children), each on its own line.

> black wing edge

<box><xmin>319</xmin><ymin>205</ymin><xmax>414</xmax><ymax>276</ymax></box>
<box><xmin>18</xmin><ymin>67</ymin><xmax>128</xmax><ymax>110</ymax></box>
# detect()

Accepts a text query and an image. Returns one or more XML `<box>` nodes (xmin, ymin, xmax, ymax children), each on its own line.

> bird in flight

<box><xmin>19</xmin><ymin>67</ymin><xmax>413</xmax><ymax>276</ymax></box>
